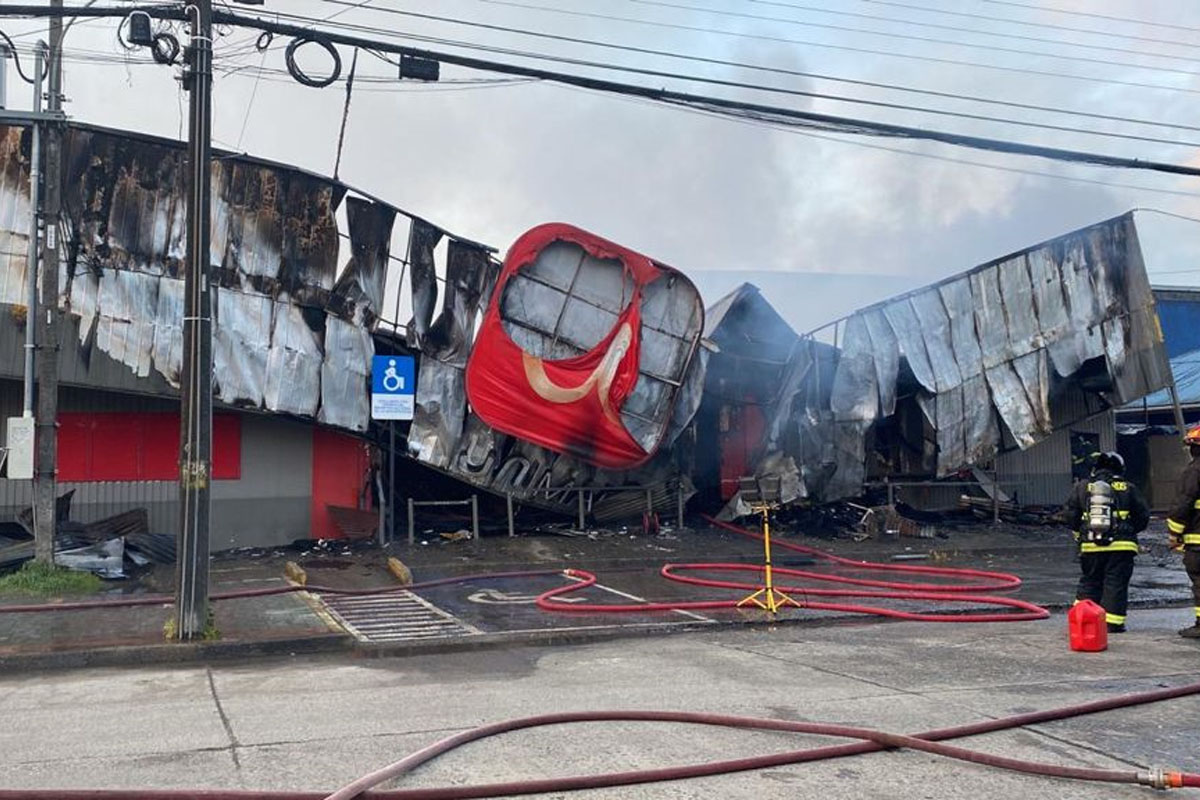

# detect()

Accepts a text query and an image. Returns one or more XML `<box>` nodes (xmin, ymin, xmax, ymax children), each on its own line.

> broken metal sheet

<box><xmin>998</xmin><ymin>255</ymin><xmax>1040</xmax><ymax>358</ymax></box>
<box><xmin>935</xmin><ymin>386</ymin><xmax>965</xmax><ymax>476</ymax></box>
<box><xmin>95</xmin><ymin>269</ymin><xmax>159</xmax><ymax>379</ymax></box>
<box><xmin>1013</xmin><ymin>348</ymin><xmax>1051</xmax><ymax>436</ymax></box>
<box><xmin>151</xmin><ymin>277</ymin><xmax>184</xmax><ymax>386</ymax></box>
<box><xmin>830</xmin><ymin>314</ymin><xmax>878</xmax><ymax>422</ymax></box>
<box><xmin>213</xmin><ymin>288</ymin><xmax>271</xmax><ymax>406</ymax></box>
<box><xmin>263</xmin><ymin>299</ymin><xmax>322</xmax><ymax>417</ymax></box>
<box><xmin>1028</xmin><ymin>247</ymin><xmax>1071</xmax><ymax>370</ymax></box>
<box><xmin>910</xmin><ymin>290</ymin><xmax>961</xmax><ymax>392</ymax></box>
<box><xmin>985</xmin><ymin>361</ymin><xmax>1040</xmax><ymax>449</ymax></box>
<box><xmin>0</xmin><ymin>121</ymin><xmax>446</xmax><ymax>433</ymax></box>
<box><xmin>970</xmin><ymin>266</ymin><xmax>1011</xmax><ymax>372</ymax></box>
<box><xmin>408</xmin><ymin>239</ymin><xmax>492</xmax><ymax>468</ymax></box>
<box><xmin>863</xmin><ymin>308</ymin><xmax>899</xmax><ymax>417</ymax></box>
<box><xmin>409</xmin><ymin>359</ymin><xmax>467</xmax><ymax>469</ymax></box>
<box><xmin>787</xmin><ymin>213</ymin><xmax>1170</xmax><ymax>502</ymax></box>
<box><xmin>406</xmin><ymin>219</ymin><xmax>442</xmax><ymax>349</ymax></box>
<box><xmin>1053</xmin><ymin>237</ymin><xmax>1106</xmax><ymax>375</ymax></box>
<box><xmin>962</xmin><ymin>373</ymin><xmax>999</xmax><ymax>467</ymax></box>
<box><xmin>56</xmin><ymin>537</ymin><xmax>125</xmax><ymax>579</ymax></box>
<box><xmin>318</xmin><ymin>315</ymin><xmax>372</xmax><ymax>431</ymax></box>
<box><xmin>882</xmin><ymin>299</ymin><xmax>936</xmax><ymax>394</ymax></box>
<box><xmin>938</xmin><ymin>278</ymin><xmax>982</xmax><ymax>380</ymax></box>
<box><xmin>332</xmin><ymin>197</ymin><xmax>396</xmax><ymax>327</ymax></box>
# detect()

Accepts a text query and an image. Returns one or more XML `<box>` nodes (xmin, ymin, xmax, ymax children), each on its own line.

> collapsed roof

<box><xmin>760</xmin><ymin>212</ymin><xmax>1172</xmax><ymax>502</ymax></box>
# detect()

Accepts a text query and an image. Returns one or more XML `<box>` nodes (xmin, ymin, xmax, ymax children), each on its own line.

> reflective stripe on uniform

<box><xmin>1111</xmin><ymin>481</ymin><xmax>1128</xmax><ymax>491</ymax></box>
<box><xmin>1185</xmin><ymin>534</ymin><xmax>1200</xmax><ymax>545</ymax></box>
<box><xmin>1080</xmin><ymin>540</ymin><xmax>1139</xmax><ymax>553</ymax></box>
<box><xmin>1115</xmin><ymin>510</ymin><xmax>1130</xmax><ymax>519</ymax></box>
<box><xmin>1168</xmin><ymin>518</ymin><xmax>1187</xmax><ymax>534</ymax></box>
<box><xmin>1105</xmin><ymin>612</ymin><xmax>1126</xmax><ymax>625</ymax></box>
<box><xmin>1195</xmin><ymin>607</ymin><xmax>1200</xmax><ymax>619</ymax></box>
<box><xmin>1194</xmin><ymin>499</ymin><xmax>1200</xmax><ymax>509</ymax></box>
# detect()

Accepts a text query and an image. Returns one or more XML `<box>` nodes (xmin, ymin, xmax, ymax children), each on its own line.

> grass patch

<box><xmin>163</xmin><ymin>611</ymin><xmax>220</xmax><ymax>642</ymax></box>
<box><xmin>0</xmin><ymin>560</ymin><xmax>103</xmax><ymax>596</ymax></box>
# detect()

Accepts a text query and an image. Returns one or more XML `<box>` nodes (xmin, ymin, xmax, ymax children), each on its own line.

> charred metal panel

<box><xmin>0</xmin><ymin>121</ymin><xmax>423</xmax><ymax>433</ymax></box>
<box><xmin>409</xmin><ymin>240</ymin><xmax>493</xmax><ymax>468</ymax></box>
<box><xmin>332</xmin><ymin>197</ymin><xmax>396</xmax><ymax>328</ymax></box>
<box><xmin>783</xmin><ymin>213</ymin><xmax>1171</xmax><ymax>502</ymax></box>
<box><xmin>406</xmin><ymin>219</ymin><xmax>442</xmax><ymax>349</ymax></box>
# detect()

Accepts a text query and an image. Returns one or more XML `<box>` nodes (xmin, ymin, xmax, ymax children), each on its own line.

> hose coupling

<box><xmin>1138</xmin><ymin>767</ymin><xmax>1184</xmax><ymax>790</ymax></box>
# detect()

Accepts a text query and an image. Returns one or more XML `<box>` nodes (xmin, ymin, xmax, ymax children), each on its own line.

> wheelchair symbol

<box><xmin>382</xmin><ymin>359</ymin><xmax>404</xmax><ymax>392</ymax></box>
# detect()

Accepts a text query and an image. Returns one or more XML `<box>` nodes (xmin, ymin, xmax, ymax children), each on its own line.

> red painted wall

<box><xmin>57</xmin><ymin>413</ymin><xmax>241</xmax><ymax>482</ymax></box>
<box><xmin>310</xmin><ymin>428</ymin><xmax>371</xmax><ymax>540</ymax></box>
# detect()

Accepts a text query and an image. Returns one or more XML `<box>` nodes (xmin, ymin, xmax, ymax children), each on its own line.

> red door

<box><xmin>310</xmin><ymin>428</ymin><xmax>371</xmax><ymax>540</ymax></box>
<box><xmin>719</xmin><ymin>403</ymin><xmax>766</xmax><ymax>501</ymax></box>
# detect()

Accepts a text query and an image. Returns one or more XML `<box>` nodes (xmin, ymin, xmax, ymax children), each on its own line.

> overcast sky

<box><xmin>4</xmin><ymin>0</ymin><xmax>1200</xmax><ymax>327</ymax></box>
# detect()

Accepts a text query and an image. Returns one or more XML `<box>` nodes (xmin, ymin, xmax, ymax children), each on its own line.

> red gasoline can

<box><xmin>1068</xmin><ymin>599</ymin><xmax>1108</xmax><ymax>652</ymax></box>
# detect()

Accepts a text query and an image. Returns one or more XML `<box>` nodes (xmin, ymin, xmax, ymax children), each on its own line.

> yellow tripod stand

<box><xmin>737</xmin><ymin>503</ymin><xmax>801</xmax><ymax>614</ymax></box>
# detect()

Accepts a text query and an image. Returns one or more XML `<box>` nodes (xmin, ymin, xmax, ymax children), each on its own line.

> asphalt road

<box><xmin>2</xmin><ymin>607</ymin><xmax>1198</xmax><ymax>799</ymax></box>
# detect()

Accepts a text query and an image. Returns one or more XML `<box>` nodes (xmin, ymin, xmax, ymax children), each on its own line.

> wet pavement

<box><xmin>0</xmin><ymin>520</ymin><xmax>1194</xmax><ymax>668</ymax></box>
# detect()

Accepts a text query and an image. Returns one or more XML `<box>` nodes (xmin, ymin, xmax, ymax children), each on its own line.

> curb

<box><xmin>0</xmin><ymin>631</ymin><xmax>351</xmax><ymax>673</ymax></box>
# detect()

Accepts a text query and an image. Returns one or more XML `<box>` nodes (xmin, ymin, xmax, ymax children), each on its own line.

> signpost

<box><xmin>372</xmin><ymin>355</ymin><xmax>415</xmax><ymax>421</ymax></box>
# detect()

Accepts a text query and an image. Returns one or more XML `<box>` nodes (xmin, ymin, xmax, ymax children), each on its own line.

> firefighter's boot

<box><xmin>1178</xmin><ymin>622</ymin><xmax>1200</xmax><ymax>639</ymax></box>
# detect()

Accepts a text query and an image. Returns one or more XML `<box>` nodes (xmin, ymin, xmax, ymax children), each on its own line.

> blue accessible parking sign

<box><xmin>372</xmin><ymin>355</ymin><xmax>415</xmax><ymax>420</ymax></box>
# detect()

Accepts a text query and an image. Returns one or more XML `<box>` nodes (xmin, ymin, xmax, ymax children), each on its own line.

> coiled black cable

<box><xmin>284</xmin><ymin>35</ymin><xmax>342</xmax><ymax>88</ymax></box>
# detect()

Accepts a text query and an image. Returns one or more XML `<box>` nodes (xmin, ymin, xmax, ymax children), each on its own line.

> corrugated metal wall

<box><xmin>996</xmin><ymin>398</ymin><xmax>1116</xmax><ymax>507</ymax></box>
<box><xmin>0</xmin><ymin>380</ymin><xmax>315</xmax><ymax>549</ymax></box>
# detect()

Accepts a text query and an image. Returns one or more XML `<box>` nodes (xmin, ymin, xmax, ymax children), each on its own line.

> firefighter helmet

<box><xmin>1094</xmin><ymin>451</ymin><xmax>1125</xmax><ymax>473</ymax></box>
<box><xmin>1185</xmin><ymin>425</ymin><xmax>1200</xmax><ymax>447</ymax></box>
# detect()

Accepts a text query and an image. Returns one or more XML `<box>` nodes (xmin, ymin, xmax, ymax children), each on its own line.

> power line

<box><xmin>8</xmin><ymin>3</ymin><xmax>1200</xmax><ymax>180</ymax></box>
<box><xmin>677</xmin><ymin>0</ymin><xmax>1200</xmax><ymax>65</ymax></box>
<box><xmin>856</xmin><ymin>0</ymin><xmax>1200</xmax><ymax>52</ymax></box>
<box><xmin>458</xmin><ymin>0</ymin><xmax>1200</xmax><ymax>95</ymax></box>
<box><xmin>310</xmin><ymin>0</ymin><xmax>1200</xmax><ymax>137</ymax></box>
<box><xmin>567</xmin><ymin>82</ymin><xmax>1200</xmax><ymax>201</ymax></box>
<box><xmin>468</xmin><ymin>0</ymin><xmax>1200</xmax><ymax>80</ymax></box>
<box><xmin>980</xmin><ymin>0</ymin><xmax>1200</xmax><ymax>36</ymax></box>
<box><xmin>302</xmin><ymin>3</ymin><xmax>1200</xmax><ymax>149</ymax></box>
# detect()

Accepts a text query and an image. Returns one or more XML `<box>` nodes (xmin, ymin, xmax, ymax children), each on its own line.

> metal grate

<box><xmin>319</xmin><ymin>591</ymin><xmax>481</xmax><ymax>643</ymax></box>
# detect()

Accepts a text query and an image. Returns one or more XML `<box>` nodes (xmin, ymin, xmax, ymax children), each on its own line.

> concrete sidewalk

<box><xmin>0</xmin><ymin>523</ymin><xmax>1193</xmax><ymax>671</ymax></box>
<box><xmin>1</xmin><ymin>607</ymin><xmax>1197</xmax><ymax>798</ymax></box>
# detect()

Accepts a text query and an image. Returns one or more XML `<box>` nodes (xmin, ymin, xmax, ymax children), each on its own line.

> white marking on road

<box><xmin>567</xmin><ymin>574</ymin><xmax>715</xmax><ymax>623</ymax></box>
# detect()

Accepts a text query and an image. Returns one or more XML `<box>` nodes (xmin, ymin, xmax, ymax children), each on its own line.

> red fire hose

<box><xmin>1</xmin><ymin>680</ymin><xmax>1196</xmax><ymax>798</ymax></box>
<box><xmin>536</xmin><ymin>516</ymin><xmax>1050</xmax><ymax>622</ymax></box>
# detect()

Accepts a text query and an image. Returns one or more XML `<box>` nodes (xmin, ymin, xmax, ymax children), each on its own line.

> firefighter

<box><xmin>1064</xmin><ymin>452</ymin><xmax>1150</xmax><ymax>633</ymax></box>
<box><xmin>1166</xmin><ymin>425</ymin><xmax>1200</xmax><ymax>640</ymax></box>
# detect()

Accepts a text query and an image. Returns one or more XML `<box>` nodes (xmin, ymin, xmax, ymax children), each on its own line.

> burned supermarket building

<box><xmin>0</xmin><ymin>117</ymin><xmax>1180</xmax><ymax>550</ymax></box>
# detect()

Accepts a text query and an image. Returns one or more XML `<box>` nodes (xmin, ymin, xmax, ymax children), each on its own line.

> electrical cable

<box><xmin>284</xmin><ymin>34</ymin><xmax>342</xmax><ymax>87</ymax></box>
<box><xmin>729</xmin><ymin>0</ymin><xmax>1200</xmax><ymax>63</ymax></box>
<box><xmin>980</xmin><ymin>0</ymin><xmax>1200</xmax><ymax>36</ymax></box>
<box><xmin>854</xmin><ymin>0</ymin><xmax>1200</xmax><ymax>51</ymax></box>
<box><xmin>578</xmin><ymin>83</ymin><xmax>1200</xmax><ymax>200</ymax></box>
<box><xmin>261</xmin><ymin>6</ymin><xmax>1200</xmax><ymax>151</ymax></box>
<box><xmin>314</xmin><ymin>0</ymin><xmax>1200</xmax><ymax>137</ymax></box>
<box><xmin>0</xmin><ymin>28</ymin><xmax>36</xmax><ymax>83</ymax></box>
<box><xmin>8</xmin><ymin>4</ymin><xmax>1200</xmax><ymax>179</ymax></box>
<box><xmin>150</xmin><ymin>31</ymin><xmax>180</xmax><ymax>66</ymax></box>
<box><xmin>465</xmin><ymin>0</ymin><xmax>1200</xmax><ymax>92</ymax></box>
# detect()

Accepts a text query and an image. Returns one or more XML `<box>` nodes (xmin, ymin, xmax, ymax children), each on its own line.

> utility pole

<box><xmin>175</xmin><ymin>0</ymin><xmax>214</xmax><ymax>639</ymax></box>
<box><xmin>32</xmin><ymin>2</ymin><xmax>63</xmax><ymax>564</ymax></box>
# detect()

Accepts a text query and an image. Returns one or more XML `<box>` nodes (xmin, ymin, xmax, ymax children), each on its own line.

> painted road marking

<box><xmin>568</xmin><ymin>574</ymin><xmax>715</xmax><ymax>624</ymax></box>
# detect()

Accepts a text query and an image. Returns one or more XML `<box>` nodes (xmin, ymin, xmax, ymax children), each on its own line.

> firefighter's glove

<box><xmin>1169</xmin><ymin>532</ymin><xmax>1184</xmax><ymax>552</ymax></box>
